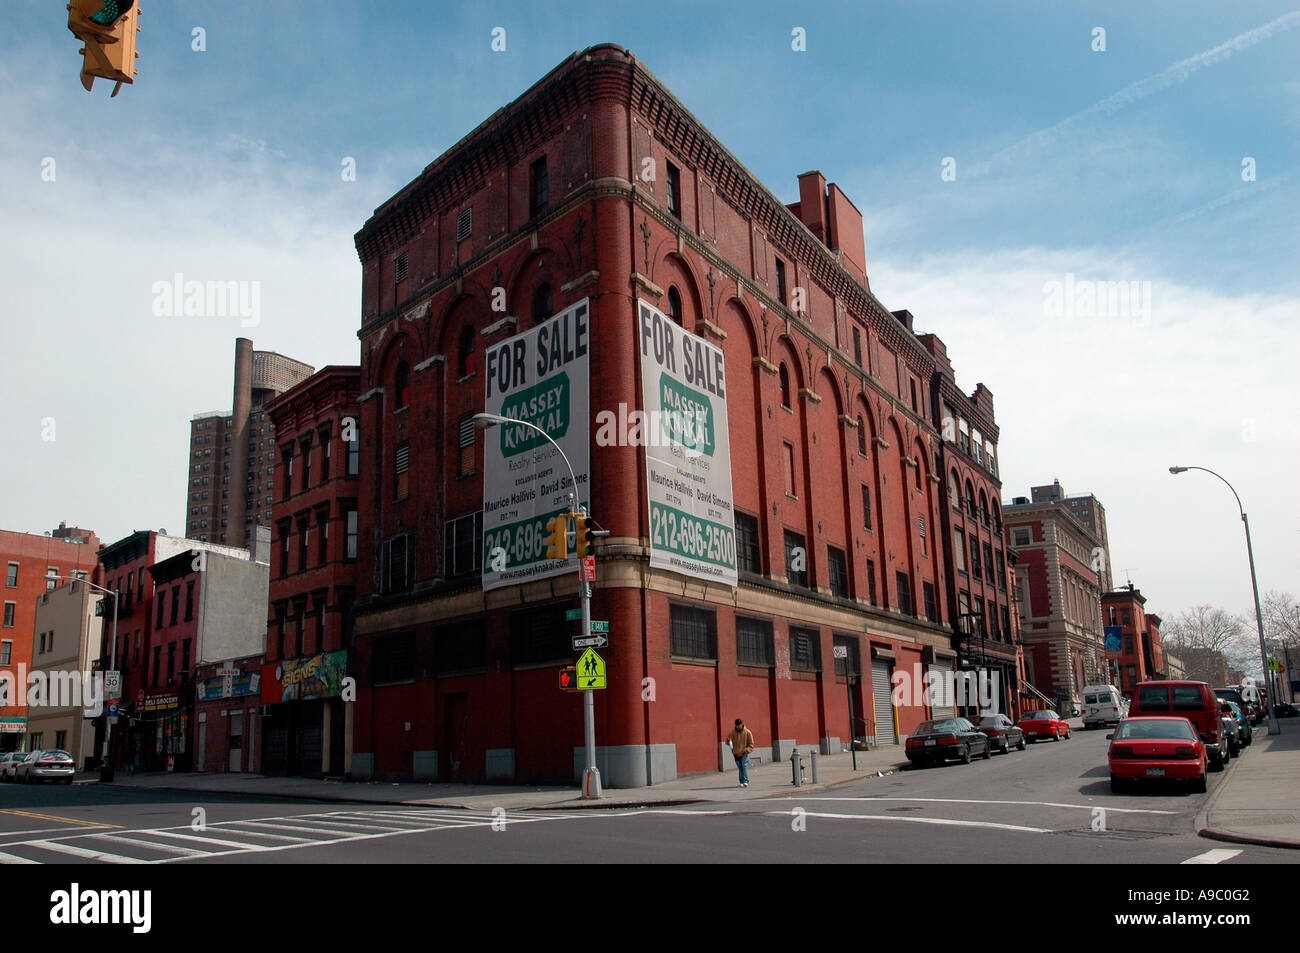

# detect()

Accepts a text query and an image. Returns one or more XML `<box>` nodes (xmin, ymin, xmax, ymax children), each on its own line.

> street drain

<box><xmin>1057</xmin><ymin>829</ymin><xmax>1168</xmax><ymax>840</ymax></box>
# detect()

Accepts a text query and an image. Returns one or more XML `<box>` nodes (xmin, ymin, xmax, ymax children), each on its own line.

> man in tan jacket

<box><xmin>727</xmin><ymin>718</ymin><xmax>755</xmax><ymax>787</ymax></box>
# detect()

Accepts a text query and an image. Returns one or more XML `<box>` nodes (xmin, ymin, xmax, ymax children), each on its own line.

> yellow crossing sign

<box><xmin>575</xmin><ymin>648</ymin><xmax>606</xmax><ymax>690</ymax></box>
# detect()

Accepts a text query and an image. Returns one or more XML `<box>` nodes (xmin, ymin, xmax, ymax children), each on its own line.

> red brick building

<box><xmin>921</xmin><ymin>334</ymin><xmax>1022</xmax><ymax>718</ymax></box>
<box><xmin>1004</xmin><ymin>491</ymin><xmax>1106</xmax><ymax>714</ymax></box>
<box><xmin>194</xmin><ymin>653</ymin><xmax>263</xmax><ymax>773</ymax></box>
<box><xmin>1101</xmin><ymin>585</ymin><xmax>1165</xmax><ymax>693</ymax></box>
<box><xmin>0</xmin><ymin>526</ymin><xmax>101</xmax><ymax>751</ymax></box>
<box><xmin>347</xmin><ymin>45</ymin><xmax>1010</xmax><ymax>785</ymax></box>
<box><xmin>263</xmin><ymin>366</ymin><xmax>361</xmax><ymax>776</ymax></box>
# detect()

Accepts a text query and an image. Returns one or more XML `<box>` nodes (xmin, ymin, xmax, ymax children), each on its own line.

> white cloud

<box><xmin>872</xmin><ymin>247</ymin><xmax>1299</xmax><ymax>618</ymax></box>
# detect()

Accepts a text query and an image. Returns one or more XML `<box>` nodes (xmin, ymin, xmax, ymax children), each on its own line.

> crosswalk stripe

<box><xmin>140</xmin><ymin>829</ymin><xmax>271</xmax><ymax>851</ymax></box>
<box><xmin>265</xmin><ymin>818</ymin><xmax>414</xmax><ymax>833</ymax></box>
<box><xmin>1182</xmin><ymin>848</ymin><xmax>1243</xmax><ymax>865</ymax></box>
<box><xmin>216</xmin><ymin>819</ymin><xmax>414</xmax><ymax>837</ymax></box>
<box><xmin>209</xmin><ymin>824</ymin><xmax>315</xmax><ymax>843</ymax></box>
<box><xmin>91</xmin><ymin>833</ymin><xmax>210</xmax><ymax>856</ymax></box>
<box><xmin>30</xmin><ymin>840</ymin><xmax>147</xmax><ymax>864</ymax></box>
<box><xmin>0</xmin><ymin>851</ymin><xmax>40</xmax><ymax>864</ymax></box>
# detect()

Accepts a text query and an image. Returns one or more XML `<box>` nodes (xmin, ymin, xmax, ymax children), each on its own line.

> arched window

<box><xmin>965</xmin><ymin>480</ymin><xmax>976</xmax><ymax>518</ymax></box>
<box><xmin>394</xmin><ymin>362</ymin><xmax>410</xmax><ymax>410</ymax></box>
<box><xmin>993</xmin><ymin>503</ymin><xmax>1003</xmax><ymax>534</ymax></box>
<box><xmin>779</xmin><ymin>363</ymin><xmax>791</xmax><ymax>409</ymax></box>
<box><xmin>914</xmin><ymin>456</ymin><xmax>923</xmax><ymax>490</ymax></box>
<box><xmin>979</xmin><ymin>490</ymin><xmax>989</xmax><ymax>526</ymax></box>
<box><xmin>667</xmin><ymin>286</ymin><xmax>683</xmax><ymax>325</ymax></box>
<box><xmin>856</xmin><ymin>417</ymin><xmax>867</xmax><ymax>456</ymax></box>
<box><xmin>531</xmin><ymin>284</ymin><xmax>553</xmax><ymax>326</ymax></box>
<box><xmin>948</xmin><ymin>470</ymin><xmax>959</xmax><ymax>507</ymax></box>
<box><xmin>457</xmin><ymin>325</ymin><xmax>476</xmax><ymax>378</ymax></box>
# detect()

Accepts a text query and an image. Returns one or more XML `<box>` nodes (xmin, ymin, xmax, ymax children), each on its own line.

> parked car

<box><xmin>1128</xmin><ymin>680</ymin><xmax>1228</xmax><ymax>770</ymax></box>
<box><xmin>1108</xmin><ymin>716</ymin><xmax>1208</xmax><ymax>793</ymax></box>
<box><xmin>1018</xmin><ymin>709</ymin><xmax>1071</xmax><ymax>742</ymax></box>
<box><xmin>1082</xmin><ymin>684</ymin><xmax>1127</xmax><ymax>729</ymax></box>
<box><xmin>1220</xmin><ymin>710</ymin><xmax>1241</xmax><ymax>759</ymax></box>
<box><xmin>976</xmin><ymin>713</ymin><xmax>1026</xmax><ymax>754</ymax></box>
<box><xmin>1274</xmin><ymin>703</ymin><xmax>1299</xmax><ymax>719</ymax></box>
<box><xmin>0</xmin><ymin>751</ymin><xmax>26</xmax><ymax>781</ymax></box>
<box><xmin>1236</xmin><ymin>683</ymin><xmax>1264</xmax><ymax>724</ymax></box>
<box><xmin>905</xmin><ymin>717</ymin><xmax>992</xmax><ymax>766</ymax></box>
<box><xmin>1215</xmin><ymin>687</ymin><xmax>1258</xmax><ymax>728</ymax></box>
<box><xmin>15</xmin><ymin>749</ymin><xmax>75</xmax><ymax>785</ymax></box>
<box><xmin>1221</xmin><ymin>699</ymin><xmax>1252</xmax><ymax>749</ymax></box>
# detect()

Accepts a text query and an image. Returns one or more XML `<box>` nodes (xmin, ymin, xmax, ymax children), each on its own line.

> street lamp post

<box><xmin>475</xmin><ymin>412</ymin><xmax>601</xmax><ymax>798</ymax></box>
<box><xmin>1169</xmin><ymin>466</ymin><xmax>1280</xmax><ymax>735</ymax></box>
<box><xmin>46</xmin><ymin>574</ymin><xmax>119</xmax><ymax>780</ymax></box>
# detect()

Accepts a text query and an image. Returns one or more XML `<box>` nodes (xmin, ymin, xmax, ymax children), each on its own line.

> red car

<box><xmin>1108</xmin><ymin>716</ymin><xmax>1207</xmax><ymax>793</ymax></box>
<box><xmin>1017</xmin><ymin>709</ymin><xmax>1071</xmax><ymax>742</ymax></box>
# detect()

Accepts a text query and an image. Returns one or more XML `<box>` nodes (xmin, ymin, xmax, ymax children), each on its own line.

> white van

<box><xmin>1082</xmin><ymin>684</ymin><xmax>1126</xmax><ymax>728</ymax></box>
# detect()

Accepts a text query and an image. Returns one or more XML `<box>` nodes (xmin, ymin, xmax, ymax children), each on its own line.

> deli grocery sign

<box><xmin>481</xmin><ymin>298</ymin><xmax>591</xmax><ymax>591</ymax></box>
<box><xmin>637</xmin><ymin>299</ymin><xmax>738</xmax><ymax>587</ymax></box>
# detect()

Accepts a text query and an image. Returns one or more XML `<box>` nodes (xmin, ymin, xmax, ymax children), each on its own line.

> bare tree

<box><xmin>1161</xmin><ymin>605</ymin><xmax>1252</xmax><ymax>684</ymax></box>
<box><xmin>1261</xmin><ymin>590</ymin><xmax>1300</xmax><ymax>652</ymax></box>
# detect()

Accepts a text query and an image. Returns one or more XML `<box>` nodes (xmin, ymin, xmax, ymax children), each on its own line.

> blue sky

<box><xmin>2</xmin><ymin>0</ymin><xmax>1296</xmax><ymax>621</ymax></box>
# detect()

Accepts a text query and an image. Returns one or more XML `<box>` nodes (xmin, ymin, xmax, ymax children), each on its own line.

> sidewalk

<box><xmin>86</xmin><ymin>744</ymin><xmax>911</xmax><ymax>812</ymax></box>
<box><xmin>1196</xmin><ymin>714</ymin><xmax>1300</xmax><ymax>849</ymax></box>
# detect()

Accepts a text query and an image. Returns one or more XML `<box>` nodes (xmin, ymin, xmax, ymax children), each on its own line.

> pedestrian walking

<box><xmin>727</xmin><ymin>718</ymin><xmax>755</xmax><ymax>787</ymax></box>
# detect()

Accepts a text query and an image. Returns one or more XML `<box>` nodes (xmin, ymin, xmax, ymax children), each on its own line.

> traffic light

<box><xmin>559</xmin><ymin>667</ymin><xmax>579</xmax><ymax>691</ymax></box>
<box><xmin>573</xmin><ymin>513</ymin><xmax>591</xmax><ymax>558</ymax></box>
<box><xmin>68</xmin><ymin>0</ymin><xmax>141</xmax><ymax>96</ymax></box>
<box><xmin>545</xmin><ymin>514</ymin><xmax>569</xmax><ymax>560</ymax></box>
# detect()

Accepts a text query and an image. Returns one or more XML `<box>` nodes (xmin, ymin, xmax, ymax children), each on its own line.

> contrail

<box><xmin>969</xmin><ymin>11</ymin><xmax>1300</xmax><ymax>176</ymax></box>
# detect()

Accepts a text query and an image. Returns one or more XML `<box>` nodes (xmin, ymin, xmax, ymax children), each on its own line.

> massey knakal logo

<box><xmin>50</xmin><ymin>884</ymin><xmax>151</xmax><ymax>934</ymax></box>
<box><xmin>496</xmin><ymin>374</ymin><xmax>571</xmax><ymax>454</ymax></box>
<box><xmin>0</xmin><ymin>665</ymin><xmax>104</xmax><ymax>716</ymax></box>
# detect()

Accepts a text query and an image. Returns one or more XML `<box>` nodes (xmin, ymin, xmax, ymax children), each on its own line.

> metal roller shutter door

<box><xmin>929</xmin><ymin>662</ymin><xmax>956</xmax><ymax>720</ymax></box>
<box><xmin>872</xmin><ymin>658</ymin><xmax>896</xmax><ymax>746</ymax></box>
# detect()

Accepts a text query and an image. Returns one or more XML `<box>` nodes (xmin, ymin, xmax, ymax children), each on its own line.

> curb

<box><xmin>1194</xmin><ymin>743</ymin><xmax>1300</xmax><ymax>851</ymax></box>
<box><xmin>88</xmin><ymin>782</ymin><xmax>482</xmax><ymax>810</ymax></box>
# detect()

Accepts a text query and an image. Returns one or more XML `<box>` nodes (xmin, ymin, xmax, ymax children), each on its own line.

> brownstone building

<box><xmin>263</xmin><ymin>366</ymin><xmax>361</xmax><ymax>776</ymax></box>
<box><xmin>345</xmin><ymin>45</ymin><xmax>1013</xmax><ymax>786</ymax></box>
<box><xmin>1101</xmin><ymin>584</ymin><xmax>1165</xmax><ymax>692</ymax></box>
<box><xmin>1004</xmin><ymin>490</ymin><xmax>1106</xmax><ymax>714</ymax></box>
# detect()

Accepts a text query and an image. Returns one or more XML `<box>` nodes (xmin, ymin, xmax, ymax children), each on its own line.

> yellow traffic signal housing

<box><xmin>545</xmin><ymin>515</ymin><xmax>569</xmax><ymax>560</ymax></box>
<box><xmin>573</xmin><ymin>513</ymin><xmax>592</xmax><ymax>558</ymax></box>
<box><xmin>68</xmin><ymin>0</ymin><xmax>140</xmax><ymax>96</ymax></box>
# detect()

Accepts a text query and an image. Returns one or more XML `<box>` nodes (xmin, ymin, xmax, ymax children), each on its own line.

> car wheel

<box><xmin>1016</xmin><ymin>736</ymin><xmax>1026</xmax><ymax>751</ymax></box>
<box><xmin>1054</xmin><ymin>730</ymin><xmax>1063</xmax><ymax>742</ymax></box>
<box><xmin>1210</xmin><ymin>755</ymin><xmax>1225</xmax><ymax>773</ymax></box>
<box><xmin>1193</xmin><ymin>773</ymin><xmax>1207</xmax><ymax>794</ymax></box>
<box><xmin>961</xmin><ymin>745</ymin><xmax>972</xmax><ymax>765</ymax></box>
<box><xmin>64</xmin><ymin>778</ymin><xmax>74</xmax><ymax>786</ymax></box>
<box><xmin>1002</xmin><ymin>740</ymin><xmax>1011</xmax><ymax>755</ymax></box>
<box><xmin>1064</xmin><ymin>730</ymin><xmax>1070</xmax><ymax>740</ymax></box>
<box><xmin>982</xmin><ymin>741</ymin><xmax>992</xmax><ymax>760</ymax></box>
<box><xmin>1110</xmin><ymin>776</ymin><xmax>1126</xmax><ymax>794</ymax></box>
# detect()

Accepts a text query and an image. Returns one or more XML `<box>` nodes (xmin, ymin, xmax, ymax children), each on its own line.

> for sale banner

<box><xmin>637</xmin><ymin>298</ymin><xmax>738</xmax><ymax>587</ymax></box>
<box><xmin>481</xmin><ymin>298</ymin><xmax>591</xmax><ymax>591</ymax></box>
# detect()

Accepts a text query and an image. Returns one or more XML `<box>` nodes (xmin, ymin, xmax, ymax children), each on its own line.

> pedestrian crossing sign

<box><xmin>575</xmin><ymin>648</ymin><xmax>606</xmax><ymax>690</ymax></box>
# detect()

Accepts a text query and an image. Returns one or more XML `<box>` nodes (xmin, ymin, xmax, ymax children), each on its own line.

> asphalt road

<box><xmin>0</xmin><ymin>728</ymin><xmax>1290</xmax><ymax>864</ymax></box>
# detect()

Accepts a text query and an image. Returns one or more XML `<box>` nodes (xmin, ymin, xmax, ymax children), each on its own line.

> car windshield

<box><xmin>41</xmin><ymin>750</ymin><xmax>73</xmax><ymax>759</ymax></box>
<box><xmin>1115</xmin><ymin>720</ymin><xmax>1196</xmax><ymax>741</ymax></box>
<box><xmin>916</xmin><ymin>720</ymin><xmax>961</xmax><ymax>735</ymax></box>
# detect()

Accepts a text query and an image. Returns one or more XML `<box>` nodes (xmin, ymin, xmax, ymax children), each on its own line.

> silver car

<box><xmin>16</xmin><ymin>749</ymin><xmax>75</xmax><ymax>784</ymax></box>
<box><xmin>0</xmin><ymin>751</ymin><xmax>28</xmax><ymax>781</ymax></box>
